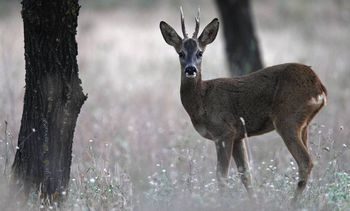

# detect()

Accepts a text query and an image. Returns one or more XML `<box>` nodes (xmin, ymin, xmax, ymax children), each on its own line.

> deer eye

<box><xmin>197</xmin><ymin>51</ymin><xmax>203</xmax><ymax>58</ymax></box>
<box><xmin>178</xmin><ymin>51</ymin><xmax>185</xmax><ymax>59</ymax></box>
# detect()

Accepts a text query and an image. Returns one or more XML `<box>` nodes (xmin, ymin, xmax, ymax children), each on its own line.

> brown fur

<box><xmin>160</xmin><ymin>16</ymin><xmax>327</xmax><ymax>202</ymax></box>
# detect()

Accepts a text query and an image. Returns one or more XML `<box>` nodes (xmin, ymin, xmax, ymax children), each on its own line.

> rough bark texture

<box><xmin>215</xmin><ymin>0</ymin><xmax>263</xmax><ymax>76</ymax></box>
<box><xmin>12</xmin><ymin>0</ymin><xmax>86</xmax><ymax>201</ymax></box>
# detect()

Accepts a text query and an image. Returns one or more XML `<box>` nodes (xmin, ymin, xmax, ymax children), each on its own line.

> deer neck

<box><xmin>180</xmin><ymin>73</ymin><xmax>205</xmax><ymax>120</ymax></box>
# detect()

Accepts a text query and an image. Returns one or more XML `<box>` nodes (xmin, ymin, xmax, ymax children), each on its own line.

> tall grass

<box><xmin>0</xmin><ymin>0</ymin><xmax>349</xmax><ymax>210</ymax></box>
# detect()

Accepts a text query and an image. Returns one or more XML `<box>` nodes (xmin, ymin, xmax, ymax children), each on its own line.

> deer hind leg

<box><xmin>274</xmin><ymin>120</ymin><xmax>313</xmax><ymax>202</ymax></box>
<box><xmin>302</xmin><ymin>104</ymin><xmax>324</xmax><ymax>148</ymax></box>
<box><xmin>301</xmin><ymin>126</ymin><xmax>308</xmax><ymax>147</ymax></box>
<box><xmin>215</xmin><ymin>135</ymin><xmax>234</xmax><ymax>190</ymax></box>
<box><xmin>232</xmin><ymin>139</ymin><xmax>253</xmax><ymax>197</ymax></box>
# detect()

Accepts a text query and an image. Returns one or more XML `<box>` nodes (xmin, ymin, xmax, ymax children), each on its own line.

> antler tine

<box><xmin>193</xmin><ymin>8</ymin><xmax>200</xmax><ymax>38</ymax></box>
<box><xmin>180</xmin><ymin>6</ymin><xmax>188</xmax><ymax>38</ymax></box>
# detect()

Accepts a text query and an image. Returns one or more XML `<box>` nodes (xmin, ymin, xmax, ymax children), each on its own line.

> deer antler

<box><xmin>193</xmin><ymin>8</ymin><xmax>200</xmax><ymax>38</ymax></box>
<box><xmin>180</xmin><ymin>6</ymin><xmax>188</xmax><ymax>38</ymax></box>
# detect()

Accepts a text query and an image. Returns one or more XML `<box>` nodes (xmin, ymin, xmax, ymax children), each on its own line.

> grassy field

<box><xmin>0</xmin><ymin>0</ymin><xmax>349</xmax><ymax>210</ymax></box>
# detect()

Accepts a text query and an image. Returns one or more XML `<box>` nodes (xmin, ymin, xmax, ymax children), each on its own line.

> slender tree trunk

<box><xmin>12</xmin><ymin>0</ymin><xmax>86</xmax><ymax>202</ymax></box>
<box><xmin>215</xmin><ymin>0</ymin><xmax>263</xmax><ymax>76</ymax></box>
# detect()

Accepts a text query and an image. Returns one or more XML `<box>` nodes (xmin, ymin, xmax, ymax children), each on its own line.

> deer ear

<box><xmin>160</xmin><ymin>21</ymin><xmax>182</xmax><ymax>51</ymax></box>
<box><xmin>198</xmin><ymin>18</ymin><xmax>219</xmax><ymax>48</ymax></box>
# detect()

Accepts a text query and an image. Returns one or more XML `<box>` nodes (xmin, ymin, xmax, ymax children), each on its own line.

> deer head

<box><xmin>160</xmin><ymin>8</ymin><xmax>219</xmax><ymax>79</ymax></box>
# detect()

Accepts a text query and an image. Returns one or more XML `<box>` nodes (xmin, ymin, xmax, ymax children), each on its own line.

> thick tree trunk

<box><xmin>215</xmin><ymin>0</ymin><xmax>263</xmax><ymax>76</ymax></box>
<box><xmin>12</xmin><ymin>0</ymin><xmax>86</xmax><ymax>202</ymax></box>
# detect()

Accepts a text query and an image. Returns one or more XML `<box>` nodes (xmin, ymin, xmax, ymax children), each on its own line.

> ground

<box><xmin>0</xmin><ymin>0</ymin><xmax>349</xmax><ymax>210</ymax></box>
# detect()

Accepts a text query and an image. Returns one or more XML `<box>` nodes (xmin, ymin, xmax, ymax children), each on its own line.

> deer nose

<box><xmin>184</xmin><ymin>65</ymin><xmax>197</xmax><ymax>78</ymax></box>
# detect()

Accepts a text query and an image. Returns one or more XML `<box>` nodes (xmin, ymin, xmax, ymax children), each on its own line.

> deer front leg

<box><xmin>232</xmin><ymin>139</ymin><xmax>254</xmax><ymax>197</ymax></box>
<box><xmin>215</xmin><ymin>136</ymin><xmax>234</xmax><ymax>190</ymax></box>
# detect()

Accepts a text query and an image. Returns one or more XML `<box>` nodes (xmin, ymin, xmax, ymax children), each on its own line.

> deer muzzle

<box><xmin>184</xmin><ymin>65</ymin><xmax>197</xmax><ymax>78</ymax></box>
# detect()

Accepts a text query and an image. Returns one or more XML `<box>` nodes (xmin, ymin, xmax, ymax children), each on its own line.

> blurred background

<box><xmin>0</xmin><ymin>0</ymin><xmax>349</xmax><ymax>210</ymax></box>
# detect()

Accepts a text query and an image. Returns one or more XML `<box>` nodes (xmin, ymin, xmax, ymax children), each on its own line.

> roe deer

<box><xmin>159</xmin><ymin>9</ymin><xmax>327</xmax><ymax>202</ymax></box>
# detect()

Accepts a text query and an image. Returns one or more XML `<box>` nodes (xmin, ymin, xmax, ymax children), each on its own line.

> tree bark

<box><xmin>12</xmin><ymin>0</ymin><xmax>86</xmax><ymax>202</ymax></box>
<box><xmin>215</xmin><ymin>0</ymin><xmax>263</xmax><ymax>76</ymax></box>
